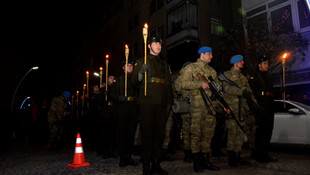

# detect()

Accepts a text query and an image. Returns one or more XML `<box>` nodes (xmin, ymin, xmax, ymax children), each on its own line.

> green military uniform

<box><xmin>48</xmin><ymin>96</ymin><xmax>66</xmax><ymax>150</ymax></box>
<box><xmin>249</xmin><ymin>67</ymin><xmax>276</xmax><ymax>162</ymax></box>
<box><xmin>223</xmin><ymin>66</ymin><xmax>257</xmax><ymax>166</ymax></box>
<box><xmin>132</xmin><ymin>54</ymin><xmax>173</xmax><ymax>162</ymax></box>
<box><xmin>223</xmin><ymin>68</ymin><xmax>250</xmax><ymax>152</ymax></box>
<box><xmin>111</xmin><ymin>72</ymin><xmax>138</xmax><ymax>166</ymax></box>
<box><xmin>179</xmin><ymin>58</ymin><xmax>219</xmax><ymax>154</ymax></box>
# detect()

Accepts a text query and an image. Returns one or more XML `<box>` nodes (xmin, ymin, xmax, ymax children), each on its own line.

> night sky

<box><xmin>1</xmin><ymin>2</ymin><xmax>105</xmax><ymax>108</ymax></box>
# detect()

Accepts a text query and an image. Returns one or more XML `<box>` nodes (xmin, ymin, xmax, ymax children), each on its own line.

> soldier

<box><xmin>174</xmin><ymin>62</ymin><xmax>192</xmax><ymax>163</ymax></box>
<box><xmin>178</xmin><ymin>46</ymin><xmax>220</xmax><ymax>173</ymax></box>
<box><xmin>47</xmin><ymin>91</ymin><xmax>70</xmax><ymax>151</ymax></box>
<box><xmin>110</xmin><ymin>60</ymin><xmax>139</xmax><ymax>167</ymax></box>
<box><xmin>97</xmin><ymin>75</ymin><xmax>117</xmax><ymax>159</ymax></box>
<box><xmin>222</xmin><ymin>55</ymin><xmax>256</xmax><ymax>167</ymax></box>
<box><xmin>249</xmin><ymin>55</ymin><xmax>277</xmax><ymax>163</ymax></box>
<box><xmin>132</xmin><ymin>35</ymin><xmax>173</xmax><ymax>175</ymax></box>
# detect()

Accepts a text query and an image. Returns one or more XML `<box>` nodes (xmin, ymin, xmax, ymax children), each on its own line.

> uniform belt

<box><xmin>149</xmin><ymin>77</ymin><xmax>165</xmax><ymax>84</ymax></box>
<box><xmin>261</xmin><ymin>91</ymin><xmax>273</xmax><ymax>96</ymax></box>
<box><xmin>127</xmin><ymin>96</ymin><xmax>136</xmax><ymax>101</ymax></box>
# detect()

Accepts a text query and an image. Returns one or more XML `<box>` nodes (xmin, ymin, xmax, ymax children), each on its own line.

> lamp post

<box><xmin>11</xmin><ymin>66</ymin><xmax>39</xmax><ymax>112</ymax></box>
<box><xmin>105</xmin><ymin>54</ymin><xmax>109</xmax><ymax>101</ymax></box>
<box><xmin>282</xmin><ymin>52</ymin><xmax>287</xmax><ymax>108</ymax></box>
<box><xmin>125</xmin><ymin>44</ymin><xmax>129</xmax><ymax>97</ymax></box>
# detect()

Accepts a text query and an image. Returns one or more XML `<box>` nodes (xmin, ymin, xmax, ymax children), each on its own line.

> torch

<box><xmin>125</xmin><ymin>44</ymin><xmax>129</xmax><ymax>97</ymax></box>
<box><xmin>76</xmin><ymin>90</ymin><xmax>79</xmax><ymax>120</ymax></box>
<box><xmin>86</xmin><ymin>71</ymin><xmax>90</xmax><ymax>109</ymax></box>
<box><xmin>82</xmin><ymin>84</ymin><xmax>86</xmax><ymax>116</ymax></box>
<box><xmin>99</xmin><ymin>67</ymin><xmax>103</xmax><ymax>87</ymax></box>
<box><xmin>143</xmin><ymin>23</ymin><xmax>148</xmax><ymax>96</ymax></box>
<box><xmin>282</xmin><ymin>52</ymin><xmax>287</xmax><ymax>108</ymax></box>
<box><xmin>105</xmin><ymin>54</ymin><xmax>109</xmax><ymax>101</ymax></box>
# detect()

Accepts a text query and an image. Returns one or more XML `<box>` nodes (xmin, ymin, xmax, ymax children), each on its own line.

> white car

<box><xmin>271</xmin><ymin>100</ymin><xmax>310</xmax><ymax>145</ymax></box>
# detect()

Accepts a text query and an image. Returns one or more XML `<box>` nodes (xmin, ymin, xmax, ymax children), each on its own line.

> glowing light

<box><xmin>125</xmin><ymin>44</ymin><xmax>128</xmax><ymax>49</ymax></box>
<box><xmin>94</xmin><ymin>72</ymin><xmax>99</xmax><ymax>77</ymax></box>
<box><xmin>86</xmin><ymin>71</ymin><xmax>89</xmax><ymax>75</ymax></box>
<box><xmin>106</xmin><ymin>54</ymin><xmax>109</xmax><ymax>59</ymax></box>
<box><xmin>282</xmin><ymin>53</ymin><xmax>287</xmax><ymax>59</ymax></box>
<box><xmin>144</xmin><ymin>23</ymin><xmax>148</xmax><ymax>28</ymax></box>
<box><xmin>83</xmin><ymin>84</ymin><xmax>86</xmax><ymax>87</ymax></box>
<box><xmin>99</xmin><ymin>67</ymin><xmax>103</xmax><ymax>71</ymax></box>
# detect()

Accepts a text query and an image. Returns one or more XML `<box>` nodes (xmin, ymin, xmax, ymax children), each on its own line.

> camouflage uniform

<box><xmin>48</xmin><ymin>96</ymin><xmax>66</xmax><ymax>149</ymax></box>
<box><xmin>179</xmin><ymin>58</ymin><xmax>219</xmax><ymax>154</ymax></box>
<box><xmin>223</xmin><ymin>67</ymin><xmax>257</xmax><ymax>166</ymax></box>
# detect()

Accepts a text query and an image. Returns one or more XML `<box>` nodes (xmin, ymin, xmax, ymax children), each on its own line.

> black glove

<box><xmin>119</xmin><ymin>96</ymin><xmax>127</xmax><ymax>102</ymax></box>
<box><xmin>242</xmin><ymin>89</ymin><xmax>252</xmax><ymax>101</ymax></box>
<box><xmin>138</xmin><ymin>64</ymin><xmax>148</xmax><ymax>75</ymax></box>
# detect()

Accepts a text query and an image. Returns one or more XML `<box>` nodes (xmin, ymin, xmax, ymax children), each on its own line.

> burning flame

<box><xmin>76</xmin><ymin>91</ymin><xmax>79</xmax><ymax>94</ymax></box>
<box><xmin>125</xmin><ymin>44</ymin><xmax>128</xmax><ymax>49</ymax></box>
<box><xmin>100</xmin><ymin>67</ymin><xmax>103</xmax><ymax>71</ymax></box>
<box><xmin>83</xmin><ymin>84</ymin><xmax>86</xmax><ymax>87</ymax></box>
<box><xmin>106</xmin><ymin>54</ymin><xmax>109</xmax><ymax>59</ymax></box>
<box><xmin>86</xmin><ymin>71</ymin><xmax>89</xmax><ymax>75</ymax></box>
<box><xmin>282</xmin><ymin>53</ymin><xmax>287</xmax><ymax>59</ymax></box>
<box><xmin>144</xmin><ymin>23</ymin><xmax>148</xmax><ymax>28</ymax></box>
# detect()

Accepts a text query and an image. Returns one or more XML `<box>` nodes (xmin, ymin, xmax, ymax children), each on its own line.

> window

<box><xmin>210</xmin><ymin>18</ymin><xmax>223</xmax><ymax>36</ymax></box>
<box><xmin>167</xmin><ymin>3</ymin><xmax>197</xmax><ymax>36</ymax></box>
<box><xmin>150</xmin><ymin>0</ymin><xmax>164</xmax><ymax>15</ymax></box>
<box><xmin>298</xmin><ymin>0</ymin><xmax>310</xmax><ymax>29</ymax></box>
<box><xmin>270</xmin><ymin>5</ymin><xmax>294</xmax><ymax>34</ymax></box>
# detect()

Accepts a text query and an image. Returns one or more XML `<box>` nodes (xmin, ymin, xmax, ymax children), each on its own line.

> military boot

<box><xmin>143</xmin><ymin>160</ymin><xmax>151</xmax><ymax>175</ymax></box>
<box><xmin>151</xmin><ymin>159</ymin><xmax>168</xmax><ymax>175</ymax></box>
<box><xmin>201</xmin><ymin>153</ymin><xmax>219</xmax><ymax>171</ymax></box>
<box><xmin>236</xmin><ymin>152</ymin><xmax>251</xmax><ymax>166</ymax></box>
<box><xmin>184</xmin><ymin>149</ymin><xmax>192</xmax><ymax>162</ymax></box>
<box><xmin>192</xmin><ymin>153</ymin><xmax>203</xmax><ymax>173</ymax></box>
<box><xmin>228</xmin><ymin>151</ymin><xmax>239</xmax><ymax>167</ymax></box>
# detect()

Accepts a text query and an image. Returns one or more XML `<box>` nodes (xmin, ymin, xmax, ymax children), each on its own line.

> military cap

<box><xmin>230</xmin><ymin>54</ymin><xmax>243</xmax><ymax>64</ymax></box>
<box><xmin>257</xmin><ymin>55</ymin><xmax>270</xmax><ymax>64</ymax></box>
<box><xmin>198</xmin><ymin>46</ymin><xmax>212</xmax><ymax>54</ymax></box>
<box><xmin>148</xmin><ymin>35</ymin><xmax>162</xmax><ymax>44</ymax></box>
<box><xmin>123</xmin><ymin>59</ymin><xmax>135</xmax><ymax>65</ymax></box>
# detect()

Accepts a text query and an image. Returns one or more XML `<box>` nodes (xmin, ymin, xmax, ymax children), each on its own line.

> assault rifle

<box><xmin>193</xmin><ymin>72</ymin><xmax>245</xmax><ymax>133</ymax></box>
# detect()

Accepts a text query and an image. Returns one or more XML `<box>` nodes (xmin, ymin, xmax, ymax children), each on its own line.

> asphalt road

<box><xmin>0</xmin><ymin>142</ymin><xmax>309</xmax><ymax>175</ymax></box>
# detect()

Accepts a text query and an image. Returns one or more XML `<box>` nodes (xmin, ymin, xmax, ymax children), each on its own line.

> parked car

<box><xmin>271</xmin><ymin>100</ymin><xmax>310</xmax><ymax>145</ymax></box>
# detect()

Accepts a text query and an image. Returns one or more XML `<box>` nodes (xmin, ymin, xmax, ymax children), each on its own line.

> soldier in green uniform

<box><xmin>132</xmin><ymin>35</ymin><xmax>173</xmax><ymax>175</ymax></box>
<box><xmin>111</xmin><ymin>60</ymin><xmax>139</xmax><ymax>167</ymax></box>
<box><xmin>223</xmin><ymin>55</ymin><xmax>256</xmax><ymax>167</ymax></box>
<box><xmin>249</xmin><ymin>55</ymin><xmax>277</xmax><ymax>163</ymax></box>
<box><xmin>178</xmin><ymin>46</ymin><xmax>220</xmax><ymax>173</ymax></box>
<box><xmin>174</xmin><ymin>62</ymin><xmax>192</xmax><ymax>163</ymax></box>
<box><xmin>47</xmin><ymin>92</ymin><xmax>69</xmax><ymax>150</ymax></box>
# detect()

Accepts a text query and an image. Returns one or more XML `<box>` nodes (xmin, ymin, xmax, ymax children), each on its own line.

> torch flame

<box><xmin>83</xmin><ymin>84</ymin><xmax>86</xmax><ymax>87</ymax></box>
<box><xmin>283</xmin><ymin>53</ymin><xmax>287</xmax><ymax>59</ymax></box>
<box><xmin>106</xmin><ymin>54</ymin><xmax>109</xmax><ymax>59</ymax></box>
<box><xmin>144</xmin><ymin>23</ymin><xmax>148</xmax><ymax>28</ymax></box>
<box><xmin>76</xmin><ymin>91</ymin><xmax>79</xmax><ymax>94</ymax></box>
<box><xmin>86</xmin><ymin>71</ymin><xmax>89</xmax><ymax>75</ymax></box>
<box><xmin>125</xmin><ymin>44</ymin><xmax>128</xmax><ymax>49</ymax></box>
<box><xmin>100</xmin><ymin>67</ymin><xmax>103</xmax><ymax>71</ymax></box>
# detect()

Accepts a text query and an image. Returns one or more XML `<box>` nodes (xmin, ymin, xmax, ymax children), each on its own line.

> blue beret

<box><xmin>62</xmin><ymin>91</ymin><xmax>71</xmax><ymax>98</ymax></box>
<box><xmin>198</xmin><ymin>46</ymin><xmax>212</xmax><ymax>54</ymax></box>
<box><xmin>230</xmin><ymin>55</ymin><xmax>243</xmax><ymax>64</ymax></box>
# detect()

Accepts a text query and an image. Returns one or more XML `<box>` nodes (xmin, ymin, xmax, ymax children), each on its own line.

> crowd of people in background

<box><xmin>8</xmin><ymin>35</ymin><xmax>310</xmax><ymax>175</ymax></box>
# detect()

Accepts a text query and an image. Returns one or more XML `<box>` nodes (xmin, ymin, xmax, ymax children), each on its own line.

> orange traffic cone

<box><xmin>68</xmin><ymin>132</ymin><xmax>90</xmax><ymax>168</ymax></box>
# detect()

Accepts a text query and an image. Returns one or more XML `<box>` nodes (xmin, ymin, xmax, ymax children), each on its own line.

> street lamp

<box><xmin>11</xmin><ymin>66</ymin><xmax>39</xmax><ymax>112</ymax></box>
<box><xmin>282</xmin><ymin>53</ymin><xmax>287</xmax><ymax>108</ymax></box>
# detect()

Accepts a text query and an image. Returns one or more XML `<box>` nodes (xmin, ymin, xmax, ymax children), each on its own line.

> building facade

<box><xmin>241</xmin><ymin>0</ymin><xmax>310</xmax><ymax>100</ymax></box>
